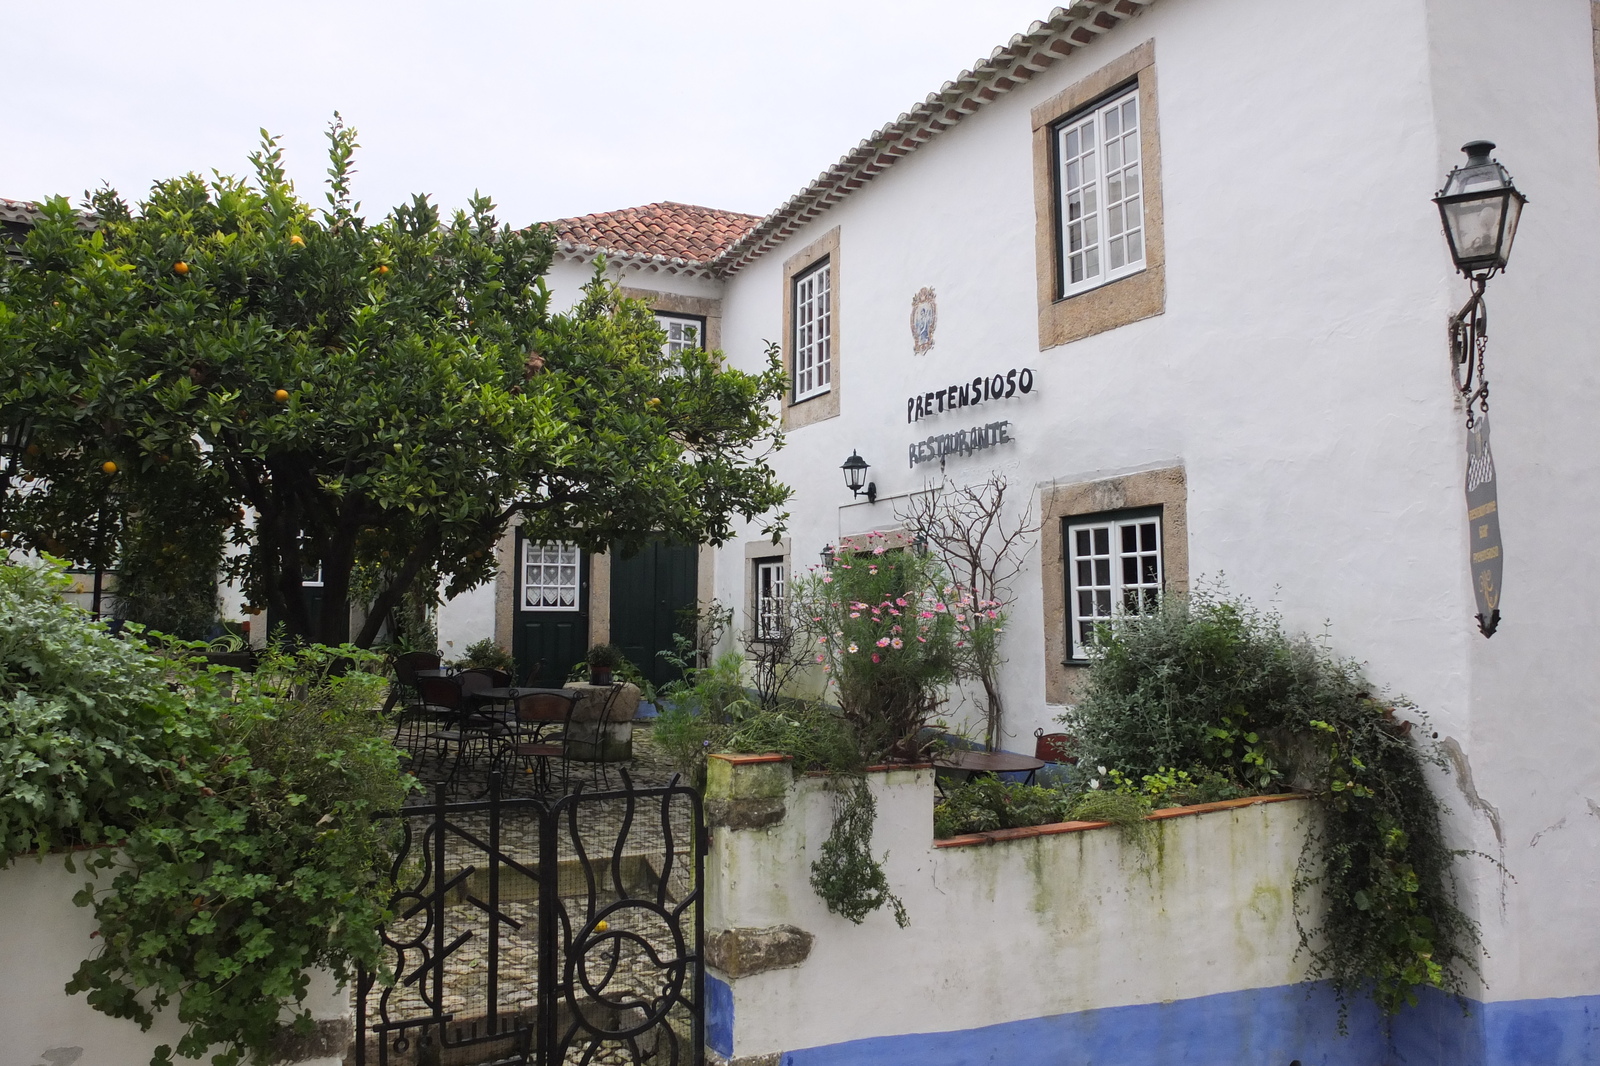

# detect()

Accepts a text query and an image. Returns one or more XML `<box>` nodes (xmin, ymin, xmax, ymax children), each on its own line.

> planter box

<box><xmin>0</xmin><ymin>850</ymin><xmax>350</xmax><ymax>1066</ymax></box>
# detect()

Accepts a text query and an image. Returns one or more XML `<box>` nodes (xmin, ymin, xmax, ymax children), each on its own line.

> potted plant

<box><xmin>585</xmin><ymin>642</ymin><xmax>623</xmax><ymax>686</ymax></box>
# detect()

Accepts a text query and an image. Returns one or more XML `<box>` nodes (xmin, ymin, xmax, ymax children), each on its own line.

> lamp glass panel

<box><xmin>1443</xmin><ymin>194</ymin><xmax>1508</xmax><ymax>266</ymax></box>
<box><xmin>1499</xmin><ymin>194</ymin><xmax>1523</xmax><ymax>264</ymax></box>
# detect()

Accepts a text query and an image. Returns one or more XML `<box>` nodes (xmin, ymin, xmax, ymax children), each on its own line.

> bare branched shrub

<box><xmin>896</xmin><ymin>473</ymin><xmax>1037</xmax><ymax>750</ymax></box>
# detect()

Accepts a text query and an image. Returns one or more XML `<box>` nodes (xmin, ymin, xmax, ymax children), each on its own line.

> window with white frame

<box><xmin>1056</xmin><ymin>88</ymin><xmax>1144</xmax><ymax>297</ymax></box>
<box><xmin>1066</xmin><ymin>510</ymin><xmax>1161</xmax><ymax>659</ymax></box>
<box><xmin>792</xmin><ymin>259</ymin><xmax>831</xmax><ymax>401</ymax></box>
<box><xmin>521</xmin><ymin>540</ymin><xmax>581</xmax><ymax>611</ymax></box>
<box><xmin>752</xmin><ymin>557</ymin><xmax>786</xmax><ymax>641</ymax></box>
<box><xmin>655</xmin><ymin>312</ymin><xmax>705</xmax><ymax>358</ymax></box>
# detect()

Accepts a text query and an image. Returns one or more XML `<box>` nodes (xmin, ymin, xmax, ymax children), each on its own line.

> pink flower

<box><xmin>815</xmin><ymin>654</ymin><xmax>825</xmax><ymax>663</ymax></box>
<box><xmin>850</xmin><ymin>612</ymin><xmax>860</xmax><ymax>619</ymax></box>
<box><xmin>956</xmin><ymin>614</ymin><xmax>965</xmax><ymax>622</ymax></box>
<box><xmin>896</xmin><ymin>597</ymin><xmax>908</xmax><ymax>607</ymax></box>
<box><xmin>872</xmin><ymin>653</ymin><xmax>881</xmax><ymax>663</ymax></box>
<box><xmin>917</xmin><ymin>636</ymin><xmax>927</xmax><ymax>643</ymax></box>
<box><xmin>872</xmin><ymin>545</ymin><xmax>886</xmax><ymax>555</ymax></box>
<box><xmin>891</xmin><ymin>624</ymin><xmax>902</xmax><ymax>634</ymax></box>
<box><xmin>934</xmin><ymin>603</ymin><xmax>948</xmax><ymax>613</ymax></box>
<box><xmin>847</xmin><ymin>642</ymin><xmax>859</xmax><ymax>653</ymax></box>
<box><xmin>920</xmin><ymin>611</ymin><xmax>934</xmax><ymax>620</ymax></box>
<box><xmin>876</xmin><ymin>637</ymin><xmax>891</xmax><ymax>647</ymax></box>
<box><xmin>891</xmin><ymin>637</ymin><xmax>904</xmax><ymax>649</ymax></box>
<box><xmin>889</xmin><ymin>609</ymin><xmax>900</xmax><ymax>616</ymax></box>
<box><xmin>818</xmin><ymin>635</ymin><xmax>828</xmax><ymax>643</ymax></box>
<box><xmin>868</xmin><ymin>567</ymin><xmax>878</xmax><ymax>575</ymax></box>
<box><xmin>823</xmin><ymin>575</ymin><xmax>833</xmax><ymax>584</ymax></box>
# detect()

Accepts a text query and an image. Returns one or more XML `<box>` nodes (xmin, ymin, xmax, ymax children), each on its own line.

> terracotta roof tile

<box><xmin>549</xmin><ymin>201</ymin><xmax>761</xmax><ymax>263</ymax></box>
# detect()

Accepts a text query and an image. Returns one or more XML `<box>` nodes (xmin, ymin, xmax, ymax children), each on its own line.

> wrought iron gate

<box><xmin>355</xmin><ymin>774</ymin><xmax>705</xmax><ymax>1066</ymax></box>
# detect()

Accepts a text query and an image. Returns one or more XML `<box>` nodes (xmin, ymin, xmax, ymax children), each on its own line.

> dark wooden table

<box><xmin>933</xmin><ymin>749</ymin><xmax>1046</xmax><ymax>786</ymax></box>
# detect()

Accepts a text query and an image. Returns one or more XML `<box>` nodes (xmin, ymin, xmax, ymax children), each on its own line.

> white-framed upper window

<box><xmin>1056</xmin><ymin>88</ymin><xmax>1144</xmax><ymax>297</ymax></box>
<box><xmin>753</xmin><ymin>557</ymin><xmax>786</xmax><ymax>641</ymax></box>
<box><xmin>521</xmin><ymin>540</ymin><xmax>581</xmax><ymax>611</ymax></box>
<box><xmin>655</xmin><ymin>312</ymin><xmax>705</xmax><ymax>358</ymax></box>
<box><xmin>792</xmin><ymin>259</ymin><xmax>832</xmax><ymax>402</ymax></box>
<box><xmin>1066</xmin><ymin>510</ymin><xmax>1161</xmax><ymax>659</ymax></box>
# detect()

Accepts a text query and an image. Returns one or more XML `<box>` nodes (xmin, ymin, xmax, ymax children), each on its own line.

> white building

<box><xmin>447</xmin><ymin>0</ymin><xmax>1600</xmax><ymax>1059</ymax></box>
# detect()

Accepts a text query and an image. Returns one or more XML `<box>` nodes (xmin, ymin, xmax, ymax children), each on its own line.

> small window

<box><xmin>521</xmin><ymin>540</ymin><xmax>581</xmax><ymax>611</ymax></box>
<box><xmin>1065</xmin><ymin>509</ymin><xmax>1161</xmax><ymax>659</ymax></box>
<box><xmin>1056</xmin><ymin>88</ymin><xmax>1144</xmax><ymax>297</ymax></box>
<box><xmin>752</xmin><ymin>557</ymin><xmax>786</xmax><ymax>641</ymax></box>
<box><xmin>655</xmin><ymin>311</ymin><xmax>705</xmax><ymax>357</ymax></box>
<box><xmin>792</xmin><ymin>259</ymin><xmax>832</xmax><ymax>402</ymax></box>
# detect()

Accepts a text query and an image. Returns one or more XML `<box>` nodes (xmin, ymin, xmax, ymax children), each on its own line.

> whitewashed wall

<box><xmin>0</xmin><ymin>852</ymin><xmax>348</xmax><ymax>1066</ymax></box>
<box><xmin>704</xmin><ymin>759</ymin><xmax>1334</xmax><ymax>1063</ymax></box>
<box><xmin>705</xmin><ymin>0</ymin><xmax>1600</xmax><ymax>1023</ymax></box>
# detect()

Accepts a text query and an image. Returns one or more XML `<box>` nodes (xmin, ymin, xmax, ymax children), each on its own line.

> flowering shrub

<box><xmin>792</xmin><ymin>534</ymin><xmax>1002</xmax><ymax>761</ymax></box>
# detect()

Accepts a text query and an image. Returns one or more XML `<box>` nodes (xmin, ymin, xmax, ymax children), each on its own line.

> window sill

<box><xmin>1057</xmin><ymin>264</ymin><xmax>1148</xmax><ymax>305</ymax></box>
<box><xmin>783</xmin><ymin>387</ymin><xmax>839</xmax><ymax>430</ymax></box>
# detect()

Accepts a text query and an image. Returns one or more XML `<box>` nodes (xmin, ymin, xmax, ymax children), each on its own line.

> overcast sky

<box><xmin>6</xmin><ymin>1</ymin><xmax>1057</xmax><ymax>226</ymax></box>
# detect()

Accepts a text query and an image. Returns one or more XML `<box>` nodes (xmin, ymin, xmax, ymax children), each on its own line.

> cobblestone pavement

<box><xmin>355</xmin><ymin>722</ymin><xmax>700</xmax><ymax>1066</ymax></box>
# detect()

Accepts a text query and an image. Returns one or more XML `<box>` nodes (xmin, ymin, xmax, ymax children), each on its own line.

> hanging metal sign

<box><xmin>1465</xmin><ymin>414</ymin><xmax>1501</xmax><ymax>636</ymax></box>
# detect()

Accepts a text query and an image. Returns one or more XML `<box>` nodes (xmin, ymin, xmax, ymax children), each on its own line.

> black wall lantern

<box><xmin>841</xmin><ymin>451</ymin><xmax>876</xmax><ymax>503</ymax></box>
<box><xmin>819</xmin><ymin>543</ymin><xmax>836</xmax><ymax>570</ymax></box>
<box><xmin>1434</xmin><ymin>141</ymin><xmax>1525</xmax><ymax>280</ymax></box>
<box><xmin>1434</xmin><ymin>140</ymin><xmax>1525</xmax><ymax>640</ymax></box>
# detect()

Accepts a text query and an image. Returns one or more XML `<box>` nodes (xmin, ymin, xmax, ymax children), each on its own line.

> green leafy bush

<box><xmin>2</xmin><ymin>557</ymin><xmax>411</xmax><ymax>1066</ymax></box>
<box><xmin>454</xmin><ymin>637</ymin><xmax>514</xmax><ymax>675</ymax></box>
<box><xmin>933</xmin><ymin>777</ymin><xmax>1072</xmax><ymax>839</ymax></box>
<box><xmin>1063</xmin><ymin>590</ymin><xmax>1480</xmax><ymax>1015</ymax></box>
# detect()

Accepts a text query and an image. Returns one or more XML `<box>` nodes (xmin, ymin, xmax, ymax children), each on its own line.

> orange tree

<box><xmin>0</xmin><ymin>121</ymin><xmax>789</xmax><ymax>645</ymax></box>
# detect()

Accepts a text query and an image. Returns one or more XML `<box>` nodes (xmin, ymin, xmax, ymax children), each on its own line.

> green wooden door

<box><xmin>512</xmin><ymin>535</ymin><xmax>589</xmax><ymax>687</ymax></box>
<box><xmin>609</xmin><ymin>539</ymin><xmax>698</xmax><ymax>690</ymax></box>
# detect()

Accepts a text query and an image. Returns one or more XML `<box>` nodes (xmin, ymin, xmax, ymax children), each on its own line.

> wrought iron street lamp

<box><xmin>1434</xmin><ymin>141</ymin><xmax>1525</xmax><ymax>639</ymax></box>
<box><xmin>841</xmin><ymin>451</ymin><xmax>876</xmax><ymax>503</ymax></box>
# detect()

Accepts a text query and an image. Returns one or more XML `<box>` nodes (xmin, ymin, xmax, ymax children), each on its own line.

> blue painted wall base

<box><xmin>709</xmin><ymin>979</ymin><xmax>1600</xmax><ymax>1066</ymax></box>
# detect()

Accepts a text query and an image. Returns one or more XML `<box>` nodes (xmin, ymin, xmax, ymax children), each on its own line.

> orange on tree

<box><xmin>173</xmin><ymin>261</ymin><xmax>189</xmax><ymax>275</ymax></box>
<box><xmin>274</xmin><ymin>389</ymin><xmax>290</xmax><ymax>402</ymax></box>
<box><xmin>101</xmin><ymin>460</ymin><xmax>118</xmax><ymax>474</ymax></box>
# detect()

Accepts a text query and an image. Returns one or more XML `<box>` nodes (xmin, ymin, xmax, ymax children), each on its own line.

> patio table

<box><xmin>933</xmin><ymin>749</ymin><xmax>1045</xmax><ymax>786</ymax></box>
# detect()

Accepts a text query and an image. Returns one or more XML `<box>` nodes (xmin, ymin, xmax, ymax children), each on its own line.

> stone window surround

<box><xmin>744</xmin><ymin>538</ymin><xmax>792</xmax><ymax>643</ymax></box>
<box><xmin>619</xmin><ymin>287</ymin><xmax>723</xmax><ymax>352</ymax></box>
<box><xmin>1031</xmin><ymin>39</ymin><xmax>1166</xmax><ymax>351</ymax></box>
<box><xmin>781</xmin><ymin>227</ymin><xmax>841</xmax><ymax>431</ymax></box>
<box><xmin>1040</xmin><ymin>463</ymin><xmax>1187</xmax><ymax>706</ymax></box>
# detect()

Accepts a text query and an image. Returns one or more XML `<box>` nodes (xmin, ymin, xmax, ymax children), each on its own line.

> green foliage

<box><xmin>1102</xmin><ymin>765</ymin><xmax>1249</xmax><ymax>807</ymax></box>
<box><xmin>0</xmin><ymin>122</ymin><xmax>790</xmax><ymax>647</ymax></box>
<box><xmin>809</xmin><ymin>777</ymin><xmax>907</xmax><ymax>928</ymax></box>
<box><xmin>933</xmin><ymin>777</ymin><xmax>1071</xmax><ymax>839</ymax></box>
<box><xmin>584</xmin><ymin>642</ymin><xmax>623</xmax><ymax>669</ymax></box>
<box><xmin>1063</xmin><ymin>590</ymin><xmax>1480</xmax><ymax>1015</ymax></box>
<box><xmin>1065</xmin><ymin>790</ymin><xmax>1156</xmax><ymax>849</ymax></box>
<box><xmin>455</xmin><ymin>637</ymin><xmax>513</xmax><ymax>675</ymax></box>
<box><xmin>1</xmin><ymin>557</ymin><xmax>176</xmax><ymax>854</ymax></box>
<box><xmin>2</xmin><ymin>557</ymin><xmax>412</xmax><ymax>1065</ymax></box>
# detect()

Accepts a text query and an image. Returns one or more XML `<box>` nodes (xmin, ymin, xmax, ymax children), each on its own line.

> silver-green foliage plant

<box><xmin>2</xmin><ymin>556</ymin><xmax>412</xmax><ymax>1066</ymax></box>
